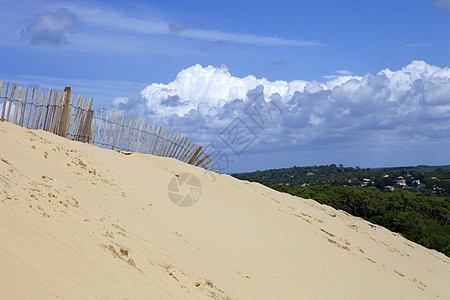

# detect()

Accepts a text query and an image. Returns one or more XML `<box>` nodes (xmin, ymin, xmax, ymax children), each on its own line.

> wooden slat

<box><xmin>41</xmin><ymin>89</ymin><xmax>52</xmax><ymax>130</ymax></box>
<box><xmin>166</xmin><ymin>134</ymin><xmax>178</xmax><ymax>157</ymax></box>
<box><xmin>179</xmin><ymin>141</ymin><xmax>192</xmax><ymax>161</ymax></box>
<box><xmin>163</xmin><ymin>132</ymin><xmax>176</xmax><ymax>157</ymax></box>
<box><xmin>35</xmin><ymin>91</ymin><xmax>45</xmax><ymax>129</ymax></box>
<box><xmin>125</xmin><ymin>117</ymin><xmax>133</xmax><ymax>151</ymax></box>
<box><xmin>48</xmin><ymin>90</ymin><xmax>59</xmax><ymax>132</ymax></box>
<box><xmin>149</xmin><ymin>124</ymin><xmax>158</xmax><ymax>154</ymax></box>
<box><xmin>13</xmin><ymin>86</ymin><xmax>22</xmax><ymax>124</ymax></box>
<box><xmin>43</xmin><ymin>89</ymin><xmax>53</xmax><ymax>130</ymax></box>
<box><xmin>161</xmin><ymin>130</ymin><xmax>172</xmax><ymax>157</ymax></box>
<box><xmin>152</xmin><ymin>125</ymin><xmax>162</xmax><ymax>155</ymax></box>
<box><xmin>156</xmin><ymin>127</ymin><xmax>167</xmax><ymax>156</ymax></box>
<box><xmin>51</xmin><ymin>91</ymin><xmax>61</xmax><ymax>134</ymax></box>
<box><xmin>53</xmin><ymin>91</ymin><xmax>63</xmax><ymax>134</ymax></box>
<box><xmin>102</xmin><ymin>110</ymin><xmax>109</xmax><ymax>148</ymax></box>
<box><xmin>182</xmin><ymin>143</ymin><xmax>196</xmax><ymax>162</ymax></box>
<box><xmin>70</xmin><ymin>96</ymin><xmax>83</xmax><ymax>140</ymax></box>
<box><xmin>130</xmin><ymin>118</ymin><xmax>139</xmax><ymax>152</ymax></box>
<box><xmin>173</xmin><ymin>137</ymin><xmax>188</xmax><ymax>159</ymax></box>
<box><xmin>172</xmin><ymin>136</ymin><xmax>186</xmax><ymax>159</ymax></box>
<box><xmin>1</xmin><ymin>82</ymin><xmax>9</xmax><ymax>122</ymax></box>
<box><xmin>111</xmin><ymin>113</ymin><xmax>120</xmax><ymax>150</ymax></box>
<box><xmin>177</xmin><ymin>139</ymin><xmax>190</xmax><ymax>160</ymax></box>
<box><xmin>166</xmin><ymin>134</ymin><xmax>180</xmax><ymax>157</ymax></box>
<box><xmin>5</xmin><ymin>83</ymin><xmax>17</xmax><ymax>122</ymax></box>
<box><xmin>25</xmin><ymin>88</ymin><xmax>35</xmax><ymax>128</ymax></box>
<box><xmin>19</xmin><ymin>88</ymin><xmax>28</xmax><ymax>126</ymax></box>
<box><xmin>145</xmin><ymin>123</ymin><xmax>153</xmax><ymax>154</ymax></box>
<box><xmin>187</xmin><ymin>146</ymin><xmax>203</xmax><ymax>164</ymax></box>
<box><xmin>160</xmin><ymin>130</ymin><xmax>171</xmax><ymax>156</ymax></box>
<box><xmin>60</xmin><ymin>87</ymin><xmax>71</xmax><ymax>137</ymax></box>
<box><xmin>121</xmin><ymin>116</ymin><xmax>130</xmax><ymax>151</ymax></box>
<box><xmin>95</xmin><ymin>107</ymin><xmax>103</xmax><ymax>145</ymax></box>
<box><xmin>73</xmin><ymin>97</ymin><xmax>86</xmax><ymax>141</ymax></box>
<box><xmin>86</xmin><ymin>98</ymin><xmax>94</xmax><ymax>143</ymax></box>
<box><xmin>195</xmin><ymin>153</ymin><xmax>210</xmax><ymax>167</ymax></box>
<box><xmin>92</xmin><ymin>111</ymin><xmax>97</xmax><ymax>144</ymax></box>
<box><xmin>127</xmin><ymin>117</ymin><xmax>135</xmax><ymax>152</ymax></box>
<box><xmin>116</xmin><ymin>115</ymin><xmax>125</xmax><ymax>151</ymax></box>
<box><xmin>83</xmin><ymin>100</ymin><xmax>94</xmax><ymax>143</ymax></box>
<box><xmin>133</xmin><ymin>119</ymin><xmax>143</xmax><ymax>152</ymax></box>
<box><xmin>201</xmin><ymin>158</ymin><xmax>212</xmax><ymax>169</ymax></box>
<box><xmin>139</xmin><ymin>121</ymin><xmax>148</xmax><ymax>153</ymax></box>
<box><xmin>76</xmin><ymin>97</ymin><xmax>87</xmax><ymax>141</ymax></box>
<box><xmin>31</xmin><ymin>88</ymin><xmax>40</xmax><ymax>129</ymax></box>
<box><xmin>68</xmin><ymin>95</ymin><xmax>81</xmax><ymax>139</ymax></box>
<box><xmin>134</xmin><ymin>120</ymin><xmax>143</xmax><ymax>152</ymax></box>
<box><xmin>71</xmin><ymin>97</ymin><xmax>83</xmax><ymax>140</ymax></box>
<box><xmin>55</xmin><ymin>91</ymin><xmax>65</xmax><ymax>134</ymax></box>
<box><xmin>107</xmin><ymin>110</ymin><xmax>115</xmax><ymax>148</ymax></box>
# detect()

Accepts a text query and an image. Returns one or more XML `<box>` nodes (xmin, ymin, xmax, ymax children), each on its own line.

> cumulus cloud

<box><xmin>113</xmin><ymin>61</ymin><xmax>450</xmax><ymax>171</ymax></box>
<box><xmin>21</xmin><ymin>8</ymin><xmax>78</xmax><ymax>46</ymax></box>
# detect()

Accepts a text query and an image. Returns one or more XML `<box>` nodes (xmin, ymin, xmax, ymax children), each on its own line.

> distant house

<box><xmin>396</xmin><ymin>177</ymin><xmax>406</xmax><ymax>186</ymax></box>
<box><xmin>385</xmin><ymin>186</ymin><xmax>395</xmax><ymax>191</ymax></box>
<box><xmin>307</xmin><ymin>172</ymin><xmax>314</xmax><ymax>176</ymax></box>
<box><xmin>301</xmin><ymin>183</ymin><xmax>310</xmax><ymax>187</ymax></box>
<box><xmin>383</xmin><ymin>174</ymin><xmax>389</xmax><ymax>178</ymax></box>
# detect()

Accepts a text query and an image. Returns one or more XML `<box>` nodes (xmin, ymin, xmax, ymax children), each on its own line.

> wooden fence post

<box><xmin>13</xmin><ymin>86</ymin><xmax>22</xmax><ymax>124</ymax></box>
<box><xmin>60</xmin><ymin>87</ymin><xmax>71</xmax><ymax>137</ymax></box>
<box><xmin>19</xmin><ymin>88</ymin><xmax>28</xmax><ymax>127</ymax></box>
<box><xmin>5</xmin><ymin>83</ymin><xmax>16</xmax><ymax>122</ymax></box>
<box><xmin>26</xmin><ymin>88</ymin><xmax>35</xmax><ymax>128</ymax></box>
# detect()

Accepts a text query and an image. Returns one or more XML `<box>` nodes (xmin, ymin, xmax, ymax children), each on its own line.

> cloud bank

<box><xmin>113</xmin><ymin>61</ymin><xmax>450</xmax><ymax>172</ymax></box>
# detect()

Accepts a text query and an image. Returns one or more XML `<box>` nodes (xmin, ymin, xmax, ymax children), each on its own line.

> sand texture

<box><xmin>0</xmin><ymin>121</ymin><xmax>449</xmax><ymax>299</ymax></box>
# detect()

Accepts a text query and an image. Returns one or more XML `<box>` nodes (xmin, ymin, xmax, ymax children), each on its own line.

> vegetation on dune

<box><xmin>232</xmin><ymin>165</ymin><xmax>450</xmax><ymax>257</ymax></box>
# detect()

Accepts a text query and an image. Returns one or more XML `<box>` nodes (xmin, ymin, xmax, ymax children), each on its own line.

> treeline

<box><xmin>272</xmin><ymin>185</ymin><xmax>450</xmax><ymax>257</ymax></box>
<box><xmin>233</xmin><ymin>164</ymin><xmax>450</xmax><ymax>196</ymax></box>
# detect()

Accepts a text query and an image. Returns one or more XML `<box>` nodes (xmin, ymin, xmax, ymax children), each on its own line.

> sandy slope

<box><xmin>0</xmin><ymin>121</ymin><xmax>449</xmax><ymax>299</ymax></box>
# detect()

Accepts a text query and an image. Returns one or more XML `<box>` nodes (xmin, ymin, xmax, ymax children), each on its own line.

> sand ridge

<box><xmin>0</xmin><ymin>121</ymin><xmax>449</xmax><ymax>299</ymax></box>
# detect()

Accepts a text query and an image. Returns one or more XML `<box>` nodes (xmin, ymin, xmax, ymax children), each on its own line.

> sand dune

<box><xmin>0</xmin><ymin>121</ymin><xmax>449</xmax><ymax>299</ymax></box>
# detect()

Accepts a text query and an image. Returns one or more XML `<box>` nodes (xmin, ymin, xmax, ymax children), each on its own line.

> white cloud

<box><xmin>21</xmin><ymin>8</ymin><xmax>78</xmax><ymax>46</ymax></box>
<box><xmin>335</xmin><ymin>70</ymin><xmax>353</xmax><ymax>75</ymax></box>
<box><xmin>114</xmin><ymin>61</ymin><xmax>450</xmax><ymax>171</ymax></box>
<box><xmin>434</xmin><ymin>0</ymin><xmax>450</xmax><ymax>11</ymax></box>
<box><xmin>66</xmin><ymin>5</ymin><xmax>321</xmax><ymax>47</ymax></box>
<box><xmin>405</xmin><ymin>43</ymin><xmax>430</xmax><ymax>47</ymax></box>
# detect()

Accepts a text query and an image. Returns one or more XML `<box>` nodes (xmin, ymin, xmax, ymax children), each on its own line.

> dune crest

<box><xmin>0</xmin><ymin>121</ymin><xmax>449</xmax><ymax>299</ymax></box>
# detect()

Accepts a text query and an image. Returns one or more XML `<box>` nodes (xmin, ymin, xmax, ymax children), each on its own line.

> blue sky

<box><xmin>1</xmin><ymin>0</ymin><xmax>450</xmax><ymax>173</ymax></box>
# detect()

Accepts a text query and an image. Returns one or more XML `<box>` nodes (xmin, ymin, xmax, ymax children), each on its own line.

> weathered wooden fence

<box><xmin>0</xmin><ymin>81</ymin><xmax>93</xmax><ymax>142</ymax></box>
<box><xmin>90</xmin><ymin>109</ymin><xmax>213</xmax><ymax>170</ymax></box>
<box><xmin>0</xmin><ymin>80</ymin><xmax>213</xmax><ymax>171</ymax></box>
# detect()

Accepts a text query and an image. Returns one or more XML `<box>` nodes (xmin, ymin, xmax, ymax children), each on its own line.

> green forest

<box><xmin>232</xmin><ymin>165</ymin><xmax>450</xmax><ymax>256</ymax></box>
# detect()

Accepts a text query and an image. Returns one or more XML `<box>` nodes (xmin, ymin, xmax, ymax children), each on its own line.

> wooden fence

<box><xmin>90</xmin><ymin>109</ymin><xmax>213</xmax><ymax>170</ymax></box>
<box><xmin>0</xmin><ymin>80</ymin><xmax>214</xmax><ymax>171</ymax></box>
<box><xmin>0</xmin><ymin>81</ymin><xmax>93</xmax><ymax>142</ymax></box>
